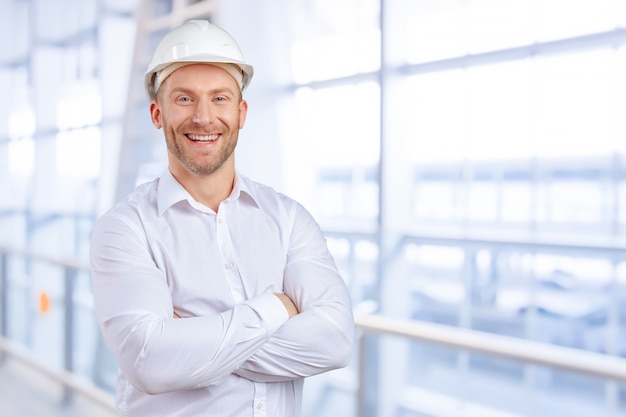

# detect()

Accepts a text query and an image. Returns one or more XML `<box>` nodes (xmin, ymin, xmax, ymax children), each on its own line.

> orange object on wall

<box><xmin>39</xmin><ymin>292</ymin><xmax>50</xmax><ymax>314</ymax></box>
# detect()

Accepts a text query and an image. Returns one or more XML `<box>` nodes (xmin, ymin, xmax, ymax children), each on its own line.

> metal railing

<box><xmin>0</xmin><ymin>335</ymin><xmax>116</xmax><ymax>411</ymax></box>
<box><xmin>0</xmin><ymin>246</ymin><xmax>116</xmax><ymax>413</ymax></box>
<box><xmin>355</xmin><ymin>313</ymin><xmax>626</xmax><ymax>382</ymax></box>
<box><xmin>2</xmin><ymin>246</ymin><xmax>626</xmax><ymax>416</ymax></box>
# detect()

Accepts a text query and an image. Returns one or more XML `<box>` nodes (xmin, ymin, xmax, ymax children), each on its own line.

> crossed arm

<box><xmin>274</xmin><ymin>293</ymin><xmax>300</xmax><ymax>318</ymax></box>
<box><xmin>91</xmin><ymin>207</ymin><xmax>354</xmax><ymax>394</ymax></box>
<box><xmin>172</xmin><ymin>293</ymin><xmax>296</xmax><ymax>319</ymax></box>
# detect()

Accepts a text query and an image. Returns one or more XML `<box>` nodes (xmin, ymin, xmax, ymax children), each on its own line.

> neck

<box><xmin>170</xmin><ymin>165</ymin><xmax>235</xmax><ymax>212</ymax></box>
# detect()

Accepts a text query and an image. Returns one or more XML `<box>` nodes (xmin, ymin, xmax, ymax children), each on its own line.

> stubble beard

<box><xmin>164</xmin><ymin>123</ymin><xmax>238</xmax><ymax>177</ymax></box>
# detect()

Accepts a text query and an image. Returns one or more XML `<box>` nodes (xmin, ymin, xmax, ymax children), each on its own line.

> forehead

<box><xmin>164</xmin><ymin>64</ymin><xmax>239</xmax><ymax>92</ymax></box>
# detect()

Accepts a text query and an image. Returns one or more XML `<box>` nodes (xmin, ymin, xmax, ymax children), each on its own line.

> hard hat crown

<box><xmin>144</xmin><ymin>20</ymin><xmax>254</xmax><ymax>99</ymax></box>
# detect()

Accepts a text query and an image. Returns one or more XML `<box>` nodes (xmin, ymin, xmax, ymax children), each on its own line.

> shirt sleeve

<box><xmin>90</xmin><ymin>211</ymin><xmax>289</xmax><ymax>394</ymax></box>
<box><xmin>234</xmin><ymin>201</ymin><xmax>355</xmax><ymax>382</ymax></box>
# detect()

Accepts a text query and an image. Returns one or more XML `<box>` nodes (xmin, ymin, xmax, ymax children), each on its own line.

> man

<box><xmin>90</xmin><ymin>20</ymin><xmax>354</xmax><ymax>417</ymax></box>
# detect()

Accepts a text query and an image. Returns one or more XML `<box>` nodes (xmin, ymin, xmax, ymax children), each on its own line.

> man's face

<box><xmin>150</xmin><ymin>64</ymin><xmax>248</xmax><ymax>178</ymax></box>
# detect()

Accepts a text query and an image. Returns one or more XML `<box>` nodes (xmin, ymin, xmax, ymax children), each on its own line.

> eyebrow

<box><xmin>169</xmin><ymin>86</ymin><xmax>237</xmax><ymax>96</ymax></box>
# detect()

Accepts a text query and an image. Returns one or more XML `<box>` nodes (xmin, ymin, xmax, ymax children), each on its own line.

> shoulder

<box><xmin>239</xmin><ymin>174</ymin><xmax>320</xmax><ymax>233</ymax></box>
<box><xmin>237</xmin><ymin>174</ymin><xmax>319</xmax><ymax>233</ymax></box>
<box><xmin>93</xmin><ymin>178</ymin><xmax>160</xmax><ymax>232</ymax></box>
<box><xmin>90</xmin><ymin>180</ymin><xmax>161</xmax><ymax>268</ymax></box>
<box><xmin>238</xmin><ymin>173</ymin><xmax>300</xmax><ymax>211</ymax></box>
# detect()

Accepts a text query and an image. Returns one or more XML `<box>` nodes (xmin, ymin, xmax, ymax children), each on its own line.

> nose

<box><xmin>192</xmin><ymin>99</ymin><xmax>215</xmax><ymax>124</ymax></box>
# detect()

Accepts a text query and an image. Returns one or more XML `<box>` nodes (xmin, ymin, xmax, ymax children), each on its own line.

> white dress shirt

<box><xmin>90</xmin><ymin>170</ymin><xmax>354</xmax><ymax>417</ymax></box>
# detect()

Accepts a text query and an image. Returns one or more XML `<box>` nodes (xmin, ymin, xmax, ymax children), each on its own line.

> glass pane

<box><xmin>280</xmin><ymin>82</ymin><xmax>380</xmax><ymax>225</ymax></box>
<box><xmin>406</xmin><ymin>243</ymin><xmax>466</xmax><ymax>326</ymax></box>
<box><xmin>535</xmin><ymin>0</ymin><xmax>621</xmax><ymax>43</ymax></box>
<box><xmin>405</xmin><ymin>70</ymin><xmax>466</xmax><ymax>163</ymax></box>
<box><xmin>534</xmin><ymin>50</ymin><xmax>615</xmax><ymax>159</ymax></box>
<box><xmin>288</xmin><ymin>0</ymin><xmax>380</xmax><ymax>83</ymax></box>
<box><xmin>56</xmin><ymin>127</ymin><xmax>101</xmax><ymax>179</ymax></box>
<box><xmin>391</xmin><ymin>0</ymin><xmax>623</xmax><ymax>65</ymax></box>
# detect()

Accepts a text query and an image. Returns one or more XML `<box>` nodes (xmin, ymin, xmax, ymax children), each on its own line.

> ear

<box><xmin>238</xmin><ymin>99</ymin><xmax>248</xmax><ymax>129</ymax></box>
<box><xmin>150</xmin><ymin>100</ymin><xmax>163</xmax><ymax>129</ymax></box>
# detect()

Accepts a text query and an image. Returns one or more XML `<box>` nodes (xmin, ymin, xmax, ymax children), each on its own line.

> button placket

<box><xmin>253</xmin><ymin>383</ymin><xmax>267</xmax><ymax>417</ymax></box>
<box><xmin>215</xmin><ymin>207</ymin><xmax>246</xmax><ymax>303</ymax></box>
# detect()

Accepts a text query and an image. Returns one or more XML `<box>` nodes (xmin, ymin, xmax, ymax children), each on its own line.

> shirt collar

<box><xmin>157</xmin><ymin>169</ymin><xmax>260</xmax><ymax>216</ymax></box>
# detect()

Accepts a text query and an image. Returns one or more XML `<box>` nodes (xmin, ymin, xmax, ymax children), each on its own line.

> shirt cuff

<box><xmin>245</xmin><ymin>293</ymin><xmax>290</xmax><ymax>335</ymax></box>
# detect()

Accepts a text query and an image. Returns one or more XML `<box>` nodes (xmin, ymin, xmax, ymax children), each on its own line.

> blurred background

<box><xmin>1</xmin><ymin>0</ymin><xmax>626</xmax><ymax>416</ymax></box>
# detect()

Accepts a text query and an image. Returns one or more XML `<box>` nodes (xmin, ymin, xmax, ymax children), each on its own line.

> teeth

<box><xmin>188</xmin><ymin>134</ymin><xmax>219</xmax><ymax>141</ymax></box>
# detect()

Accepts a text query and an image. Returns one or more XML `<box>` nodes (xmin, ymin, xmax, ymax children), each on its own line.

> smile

<box><xmin>186</xmin><ymin>133</ymin><xmax>220</xmax><ymax>142</ymax></box>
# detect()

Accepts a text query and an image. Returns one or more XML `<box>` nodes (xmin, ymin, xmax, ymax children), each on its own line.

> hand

<box><xmin>274</xmin><ymin>293</ymin><xmax>299</xmax><ymax>318</ymax></box>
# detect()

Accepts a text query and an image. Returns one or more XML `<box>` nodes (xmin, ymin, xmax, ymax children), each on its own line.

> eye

<box><xmin>177</xmin><ymin>95</ymin><xmax>192</xmax><ymax>103</ymax></box>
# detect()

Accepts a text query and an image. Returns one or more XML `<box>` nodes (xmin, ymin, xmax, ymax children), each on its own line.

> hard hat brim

<box><xmin>144</xmin><ymin>54</ymin><xmax>254</xmax><ymax>100</ymax></box>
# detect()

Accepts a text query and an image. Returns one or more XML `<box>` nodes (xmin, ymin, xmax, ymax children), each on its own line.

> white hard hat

<box><xmin>144</xmin><ymin>20</ymin><xmax>254</xmax><ymax>100</ymax></box>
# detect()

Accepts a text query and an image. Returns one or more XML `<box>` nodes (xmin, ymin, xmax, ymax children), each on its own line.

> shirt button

<box><xmin>217</xmin><ymin>218</ymin><xmax>223</xmax><ymax>224</ymax></box>
<box><xmin>225</xmin><ymin>262</ymin><xmax>233</xmax><ymax>269</ymax></box>
<box><xmin>257</xmin><ymin>402</ymin><xmax>264</xmax><ymax>410</ymax></box>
